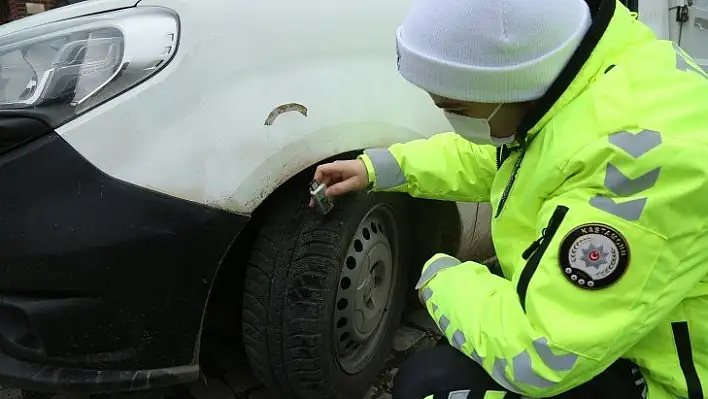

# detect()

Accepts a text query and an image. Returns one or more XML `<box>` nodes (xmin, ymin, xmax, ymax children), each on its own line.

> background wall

<box><xmin>1</xmin><ymin>0</ymin><xmax>68</xmax><ymax>24</ymax></box>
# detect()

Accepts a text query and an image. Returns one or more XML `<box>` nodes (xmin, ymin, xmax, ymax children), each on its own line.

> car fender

<box><xmin>54</xmin><ymin>0</ymin><xmax>453</xmax><ymax>215</ymax></box>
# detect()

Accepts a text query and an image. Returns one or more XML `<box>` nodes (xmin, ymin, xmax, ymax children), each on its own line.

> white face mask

<box><xmin>443</xmin><ymin>104</ymin><xmax>515</xmax><ymax>147</ymax></box>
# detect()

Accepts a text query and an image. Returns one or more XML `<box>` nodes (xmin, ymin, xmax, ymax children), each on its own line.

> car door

<box><xmin>622</xmin><ymin>0</ymin><xmax>639</xmax><ymax>11</ymax></box>
<box><xmin>679</xmin><ymin>0</ymin><xmax>708</xmax><ymax>72</ymax></box>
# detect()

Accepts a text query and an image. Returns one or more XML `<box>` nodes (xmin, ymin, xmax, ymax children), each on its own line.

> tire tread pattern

<box><xmin>242</xmin><ymin>183</ymin><xmax>409</xmax><ymax>399</ymax></box>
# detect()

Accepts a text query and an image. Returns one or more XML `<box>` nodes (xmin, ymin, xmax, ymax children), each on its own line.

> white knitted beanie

<box><xmin>396</xmin><ymin>0</ymin><xmax>592</xmax><ymax>103</ymax></box>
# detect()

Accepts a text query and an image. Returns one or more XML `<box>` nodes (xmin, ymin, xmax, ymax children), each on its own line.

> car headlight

<box><xmin>0</xmin><ymin>6</ymin><xmax>179</xmax><ymax>126</ymax></box>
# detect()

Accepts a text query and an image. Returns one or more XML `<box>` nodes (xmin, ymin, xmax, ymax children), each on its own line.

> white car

<box><xmin>0</xmin><ymin>0</ymin><xmax>702</xmax><ymax>398</ymax></box>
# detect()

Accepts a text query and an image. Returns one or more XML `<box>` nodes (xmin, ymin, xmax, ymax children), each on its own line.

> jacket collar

<box><xmin>511</xmin><ymin>0</ymin><xmax>653</xmax><ymax>148</ymax></box>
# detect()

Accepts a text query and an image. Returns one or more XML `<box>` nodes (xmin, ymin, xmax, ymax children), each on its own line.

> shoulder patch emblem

<box><xmin>558</xmin><ymin>224</ymin><xmax>630</xmax><ymax>289</ymax></box>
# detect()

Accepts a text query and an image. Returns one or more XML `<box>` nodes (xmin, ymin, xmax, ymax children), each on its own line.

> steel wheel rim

<box><xmin>334</xmin><ymin>203</ymin><xmax>399</xmax><ymax>374</ymax></box>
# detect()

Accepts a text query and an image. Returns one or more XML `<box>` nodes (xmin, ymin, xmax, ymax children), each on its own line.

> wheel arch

<box><xmin>238</xmin><ymin>148</ymin><xmax>462</xmax><ymax>268</ymax></box>
<box><xmin>224</xmin><ymin>146</ymin><xmax>463</xmax><ymax>265</ymax></box>
<box><xmin>227</xmin><ymin>122</ymin><xmax>440</xmax><ymax>215</ymax></box>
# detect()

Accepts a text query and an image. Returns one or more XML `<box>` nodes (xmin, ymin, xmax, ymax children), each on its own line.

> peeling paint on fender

<box><xmin>264</xmin><ymin>103</ymin><xmax>308</xmax><ymax>126</ymax></box>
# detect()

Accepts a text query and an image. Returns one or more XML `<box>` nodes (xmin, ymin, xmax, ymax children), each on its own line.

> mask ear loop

<box><xmin>488</xmin><ymin>103</ymin><xmax>520</xmax><ymax>147</ymax></box>
<box><xmin>486</xmin><ymin>103</ymin><xmax>504</xmax><ymax>122</ymax></box>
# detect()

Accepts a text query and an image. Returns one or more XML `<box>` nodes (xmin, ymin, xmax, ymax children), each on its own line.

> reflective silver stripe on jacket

<box><xmin>415</xmin><ymin>255</ymin><xmax>461</xmax><ymax>289</ymax></box>
<box><xmin>363</xmin><ymin>148</ymin><xmax>407</xmax><ymax>189</ymax></box>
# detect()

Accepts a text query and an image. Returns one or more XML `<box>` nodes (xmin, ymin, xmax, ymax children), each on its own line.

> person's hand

<box><xmin>309</xmin><ymin>160</ymin><xmax>369</xmax><ymax>208</ymax></box>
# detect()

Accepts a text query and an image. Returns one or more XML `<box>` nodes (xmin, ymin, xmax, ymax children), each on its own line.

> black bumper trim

<box><xmin>0</xmin><ymin>127</ymin><xmax>249</xmax><ymax>391</ymax></box>
<box><xmin>0</xmin><ymin>350</ymin><xmax>198</xmax><ymax>394</ymax></box>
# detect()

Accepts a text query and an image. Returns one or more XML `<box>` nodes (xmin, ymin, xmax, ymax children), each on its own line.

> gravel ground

<box><xmin>0</xmin><ymin>309</ymin><xmax>441</xmax><ymax>399</ymax></box>
<box><xmin>0</xmin><ymin>389</ymin><xmax>20</xmax><ymax>399</ymax></box>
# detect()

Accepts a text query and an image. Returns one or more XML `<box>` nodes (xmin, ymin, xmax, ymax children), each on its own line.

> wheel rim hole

<box><xmin>346</xmin><ymin>256</ymin><xmax>356</xmax><ymax>270</ymax></box>
<box><xmin>340</xmin><ymin>332</ymin><xmax>350</xmax><ymax>342</ymax></box>
<box><xmin>337</xmin><ymin>317</ymin><xmax>348</xmax><ymax>328</ymax></box>
<box><xmin>374</xmin><ymin>275</ymin><xmax>383</xmax><ymax>286</ymax></box>
<box><xmin>337</xmin><ymin>298</ymin><xmax>348</xmax><ymax>310</ymax></box>
<box><xmin>371</xmin><ymin>222</ymin><xmax>377</xmax><ymax>234</ymax></box>
<box><xmin>353</xmin><ymin>239</ymin><xmax>363</xmax><ymax>252</ymax></box>
<box><xmin>340</xmin><ymin>277</ymin><xmax>351</xmax><ymax>289</ymax></box>
<box><xmin>378</xmin><ymin>223</ymin><xmax>384</xmax><ymax>234</ymax></box>
<box><xmin>362</xmin><ymin>228</ymin><xmax>371</xmax><ymax>240</ymax></box>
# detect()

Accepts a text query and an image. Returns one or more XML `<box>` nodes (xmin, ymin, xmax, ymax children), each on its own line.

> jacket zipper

<box><xmin>496</xmin><ymin>146</ymin><xmax>503</xmax><ymax>169</ymax></box>
<box><xmin>494</xmin><ymin>149</ymin><xmax>525</xmax><ymax>218</ymax></box>
<box><xmin>672</xmin><ymin>322</ymin><xmax>704</xmax><ymax>399</ymax></box>
<box><xmin>517</xmin><ymin>205</ymin><xmax>569</xmax><ymax>311</ymax></box>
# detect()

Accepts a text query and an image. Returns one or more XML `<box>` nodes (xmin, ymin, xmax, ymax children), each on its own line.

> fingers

<box><xmin>325</xmin><ymin>177</ymin><xmax>361</xmax><ymax>197</ymax></box>
<box><xmin>314</xmin><ymin>165</ymin><xmax>325</xmax><ymax>184</ymax></box>
<box><xmin>313</xmin><ymin>160</ymin><xmax>367</xmax><ymax>199</ymax></box>
<box><xmin>314</xmin><ymin>163</ymin><xmax>343</xmax><ymax>183</ymax></box>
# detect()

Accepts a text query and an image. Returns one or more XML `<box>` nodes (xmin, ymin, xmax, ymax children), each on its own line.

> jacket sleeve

<box><xmin>357</xmin><ymin>132</ymin><xmax>497</xmax><ymax>202</ymax></box>
<box><xmin>416</xmin><ymin>135</ymin><xmax>708</xmax><ymax>397</ymax></box>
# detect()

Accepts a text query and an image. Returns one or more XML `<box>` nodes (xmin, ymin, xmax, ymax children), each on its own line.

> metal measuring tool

<box><xmin>309</xmin><ymin>180</ymin><xmax>334</xmax><ymax>215</ymax></box>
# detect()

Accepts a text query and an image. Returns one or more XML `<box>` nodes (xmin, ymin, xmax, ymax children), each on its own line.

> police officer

<box><xmin>312</xmin><ymin>0</ymin><xmax>708</xmax><ymax>397</ymax></box>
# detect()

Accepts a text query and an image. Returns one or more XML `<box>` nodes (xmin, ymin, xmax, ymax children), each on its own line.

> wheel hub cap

<box><xmin>352</xmin><ymin>242</ymin><xmax>390</xmax><ymax>339</ymax></box>
<box><xmin>334</xmin><ymin>205</ymin><xmax>398</xmax><ymax>374</ymax></box>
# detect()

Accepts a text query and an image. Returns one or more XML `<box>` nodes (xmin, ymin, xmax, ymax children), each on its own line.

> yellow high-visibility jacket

<box><xmin>359</xmin><ymin>1</ymin><xmax>708</xmax><ymax>398</ymax></box>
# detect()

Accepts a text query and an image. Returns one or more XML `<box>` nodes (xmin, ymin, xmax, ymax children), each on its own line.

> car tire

<box><xmin>242</xmin><ymin>182</ymin><xmax>411</xmax><ymax>399</ymax></box>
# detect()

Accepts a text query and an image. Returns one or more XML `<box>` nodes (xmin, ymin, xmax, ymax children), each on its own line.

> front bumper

<box><xmin>0</xmin><ymin>126</ymin><xmax>248</xmax><ymax>393</ymax></box>
<box><xmin>0</xmin><ymin>349</ymin><xmax>197</xmax><ymax>393</ymax></box>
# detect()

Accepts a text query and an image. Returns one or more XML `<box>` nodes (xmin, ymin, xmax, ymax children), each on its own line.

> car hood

<box><xmin>0</xmin><ymin>0</ymin><xmax>140</xmax><ymax>37</ymax></box>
